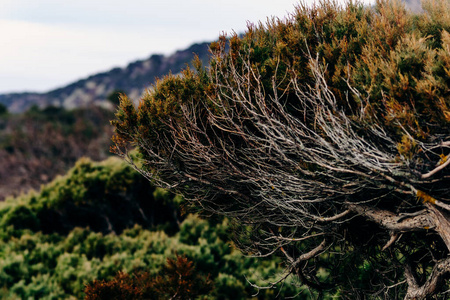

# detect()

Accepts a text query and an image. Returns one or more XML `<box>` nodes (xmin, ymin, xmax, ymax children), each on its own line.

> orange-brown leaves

<box><xmin>439</xmin><ymin>153</ymin><xmax>449</xmax><ymax>165</ymax></box>
<box><xmin>372</xmin><ymin>0</ymin><xmax>410</xmax><ymax>51</ymax></box>
<box><xmin>417</xmin><ymin>189</ymin><xmax>437</xmax><ymax>204</ymax></box>
<box><xmin>84</xmin><ymin>255</ymin><xmax>212</xmax><ymax>300</ymax></box>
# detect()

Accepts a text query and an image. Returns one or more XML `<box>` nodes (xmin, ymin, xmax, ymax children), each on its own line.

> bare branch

<box><xmin>421</xmin><ymin>155</ymin><xmax>450</xmax><ymax>179</ymax></box>
<box><xmin>348</xmin><ymin>204</ymin><xmax>434</xmax><ymax>232</ymax></box>
<box><xmin>382</xmin><ymin>232</ymin><xmax>400</xmax><ymax>251</ymax></box>
<box><xmin>265</xmin><ymin>232</ymin><xmax>325</xmax><ymax>242</ymax></box>
<box><xmin>293</xmin><ymin>239</ymin><xmax>328</xmax><ymax>266</ymax></box>
<box><xmin>425</xmin><ymin>203</ymin><xmax>450</xmax><ymax>251</ymax></box>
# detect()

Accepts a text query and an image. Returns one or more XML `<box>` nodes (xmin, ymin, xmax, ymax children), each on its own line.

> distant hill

<box><xmin>0</xmin><ymin>41</ymin><xmax>212</xmax><ymax>200</ymax></box>
<box><xmin>0</xmin><ymin>42</ymin><xmax>211</xmax><ymax>113</ymax></box>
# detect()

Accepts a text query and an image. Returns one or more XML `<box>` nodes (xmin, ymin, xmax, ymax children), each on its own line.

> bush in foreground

<box><xmin>0</xmin><ymin>157</ymin><xmax>310</xmax><ymax>299</ymax></box>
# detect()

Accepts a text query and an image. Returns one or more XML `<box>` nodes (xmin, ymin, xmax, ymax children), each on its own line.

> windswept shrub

<box><xmin>112</xmin><ymin>0</ymin><xmax>450</xmax><ymax>298</ymax></box>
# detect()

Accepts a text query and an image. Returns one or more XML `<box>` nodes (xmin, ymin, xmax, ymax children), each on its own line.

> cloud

<box><xmin>1</xmin><ymin>0</ymin><xmax>297</xmax><ymax>27</ymax></box>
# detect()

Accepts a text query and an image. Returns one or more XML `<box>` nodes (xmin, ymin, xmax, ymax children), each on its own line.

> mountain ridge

<box><xmin>0</xmin><ymin>42</ymin><xmax>212</xmax><ymax>113</ymax></box>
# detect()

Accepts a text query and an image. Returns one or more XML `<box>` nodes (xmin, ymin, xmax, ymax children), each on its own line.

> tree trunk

<box><xmin>426</xmin><ymin>204</ymin><xmax>450</xmax><ymax>251</ymax></box>
<box><xmin>404</xmin><ymin>204</ymin><xmax>450</xmax><ymax>300</ymax></box>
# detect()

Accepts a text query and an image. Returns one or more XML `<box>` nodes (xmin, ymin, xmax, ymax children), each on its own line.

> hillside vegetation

<box><xmin>0</xmin><ymin>106</ymin><xmax>114</xmax><ymax>200</ymax></box>
<box><xmin>3</xmin><ymin>0</ymin><xmax>450</xmax><ymax>298</ymax></box>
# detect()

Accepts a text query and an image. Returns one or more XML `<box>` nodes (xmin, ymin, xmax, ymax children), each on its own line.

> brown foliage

<box><xmin>0</xmin><ymin>105</ymin><xmax>114</xmax><ymax>200</ymax></box>
<box><xmin>84</xmin><ymin>255</ymin><xmax>212</xmax><ymax>300</ymax></box>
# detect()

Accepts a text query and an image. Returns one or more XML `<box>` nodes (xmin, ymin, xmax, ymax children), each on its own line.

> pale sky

<box><xmin>0</xmin><ymin>0</ymin><xmax>372</xmax><ymax>94</ymax></box>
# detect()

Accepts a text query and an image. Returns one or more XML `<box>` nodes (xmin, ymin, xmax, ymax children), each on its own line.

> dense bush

<box><xmin>0</xmin><ymin>217</ymin><xmax>309</xmax><ymax>299</ymax></box>
<box><xmin>0</xmin><ymin>157</ymin><xmax>316</xmax><ymax>299</ymax></box>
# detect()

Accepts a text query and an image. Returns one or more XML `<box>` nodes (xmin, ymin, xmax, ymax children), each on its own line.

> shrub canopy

<box><xmin>113</xmin><ymin>0</ymin><xmax>450</xmax><ymax>298</ymax></box>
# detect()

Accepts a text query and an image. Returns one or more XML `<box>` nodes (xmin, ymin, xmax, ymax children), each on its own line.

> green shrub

<box><xmin>0</xmin><ymin>205</ymin><xmax>40</xmax><ymax>231</ymax></box>
<box><xmin>0</xmin><ymin>157</ymin><xmax>181</xmax><ymax>235</ymax></box>
<box><xmin>0</xmin><ymin>158</ymin><xmax>308</xmax><ymax>298</ymax></box>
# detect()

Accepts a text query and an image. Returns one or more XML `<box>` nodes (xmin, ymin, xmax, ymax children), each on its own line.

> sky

<box><xmin>0</xmin><ymin>0</ymin><xmax>372</xmax><ymax>94</ymax></box>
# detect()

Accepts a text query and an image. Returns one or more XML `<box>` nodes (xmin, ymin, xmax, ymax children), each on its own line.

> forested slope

<box><xmin>0</xmin><ymin>106</ymin><xmax>114</xmax><ymax>200</ymax></box>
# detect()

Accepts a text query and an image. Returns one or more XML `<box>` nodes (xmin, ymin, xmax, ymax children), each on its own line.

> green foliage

<box><xmin>0</xmin><ymin>205</ymin><xmax>40</xmax><ymax>231</ymax></box>
<box><xmin>0</xmin><ymin>157</ymin><xmax>309</xmax><ymax>299</ymax></box>
<box><xmin>0</xmin><ymin>218</ymin><xmax>305</xmax><ymax>299</ymax></box>
<box><xmin>0</xmin><ymin>157</ymin><xmax>180</xmax><ymax>234</ymax></box>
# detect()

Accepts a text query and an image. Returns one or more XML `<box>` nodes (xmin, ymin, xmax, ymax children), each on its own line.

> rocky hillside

<box><xmin>0</xmin><ymin>42</ymin><xmax>211</xmax><ymax>113</ymax></box>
